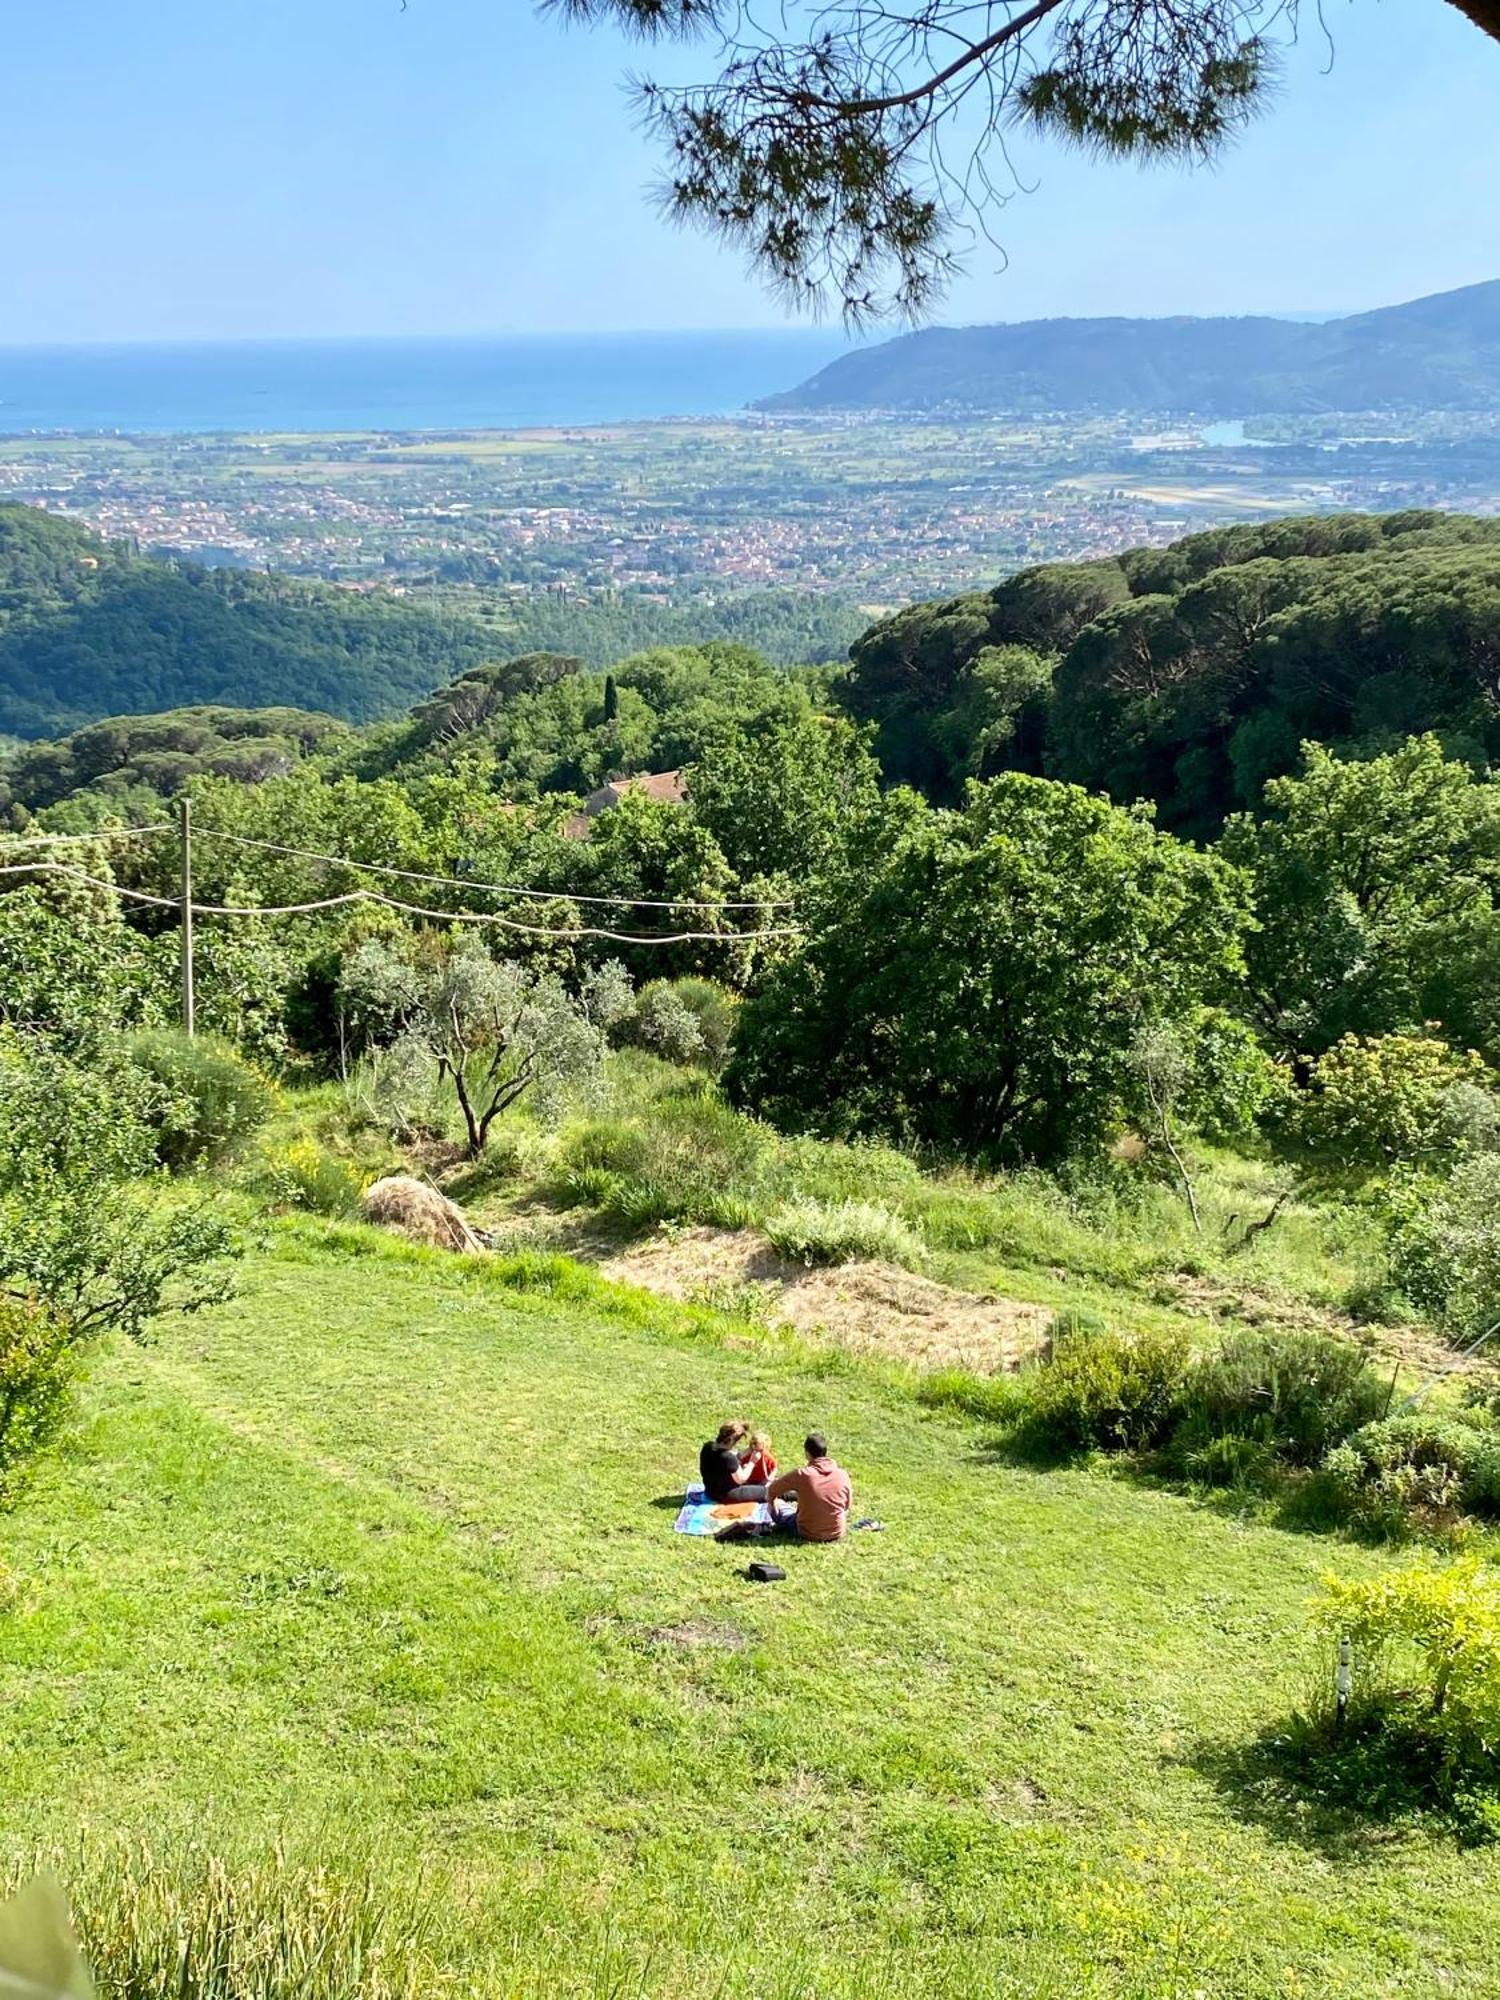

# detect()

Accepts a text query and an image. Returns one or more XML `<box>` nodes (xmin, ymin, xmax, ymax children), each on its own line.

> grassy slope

<box><xmin>1</xmin><ymin>1227</ymin><xmax>1493</xmax><ymax>1999</ymax></box>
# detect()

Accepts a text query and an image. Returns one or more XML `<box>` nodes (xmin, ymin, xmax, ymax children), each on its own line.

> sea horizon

<box><xmin>0</xmin><ymin>327</ymin><xmax>855</xmax><ymax>436</ymax></box>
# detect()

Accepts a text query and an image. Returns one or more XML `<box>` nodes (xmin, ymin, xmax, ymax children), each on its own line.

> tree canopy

<box><xmin>549</xmin><ymin>0</ymin><xmax>1500</xmax><ymax>319</ymax></box>
<box><xmin>844</xmin><ymin>511</ymin><xmax>1500</xmax><ymax>829</ymax></box>
<box><xmin>727</xmin><ymin>773</ymin><xmax>1247</xmax><ymax>1163</ymax></box>
<box><xmin>1222</xmin><ymin>735</ymin><xmax>1500</xmax><ymax>1066</ymax></box>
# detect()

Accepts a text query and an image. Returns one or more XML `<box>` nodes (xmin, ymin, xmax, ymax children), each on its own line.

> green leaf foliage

<box><xmin>1223</xmin><ymin>737</ymin><xmax>1500</xmax><ymax>1063</ymax></box>
<box><xmin>844</xmin><ymin>513</ymin><xmax>1500</xmax><ymax>828</ymax></box>
<box><xmin>1316</xmin><ymin>1556</ymin><xmax>1500</xmax><ymax>1780</ymax></box>
<box><xmin>124</xmin><ymin>1031</ymin><xmax>276</xmax><ymax>1173</ymax></box>
<box><xmin>1279</xmin><ymin>1033</ymin><xmax>1498</xmax><ymax>1180</ymax></box>
<box><xmin>0</xmin><ymin>1033</ymin><xmax>234</xmax><ymax>1359</ymax></box>
<box><xmin>728</xmin><ymin>774</ymin><xmax>1248</xmax><ymax>1166</ymax></box>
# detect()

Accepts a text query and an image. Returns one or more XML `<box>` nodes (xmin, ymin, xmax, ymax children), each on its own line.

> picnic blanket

<box><xmin>673</xmin><ymin>1483</ymin><xmax>773</xmax><ymax>1537</ymax></box>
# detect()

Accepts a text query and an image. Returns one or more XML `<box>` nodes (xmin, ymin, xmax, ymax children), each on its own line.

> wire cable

<box><xmin>0</xmin><ymin>823</ymin><xmax>173</xmax><ymax>848</ymax></box>
<box><xmin>0</xmin><ymin>863</ymin><xmax>180</xmax><ymax>908</ymax></box>
<box><xmin>190</xmin><ymin>825</ymin><xmax>795</xmax><ymax>912</ymax></box>
<box><xmin>0</xmin><ymin>861</ymin><xmax>802</xmax><ymax>946</ymax></box>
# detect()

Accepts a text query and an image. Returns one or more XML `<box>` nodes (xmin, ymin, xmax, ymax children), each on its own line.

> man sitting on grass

<box><xmin>766</xmin><ymin>1434</ymin><xmax>853</xmax><ymax>1543</ymax></box>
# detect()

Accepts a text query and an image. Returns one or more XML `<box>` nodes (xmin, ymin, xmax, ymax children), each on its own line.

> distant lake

<box><xmin>0</xmin><ymin>330</ymin><xmax>855</xmax><ymax>435</ymax></box>
<box><xmin>1199</xmin><ymin>419</ymin><xmax>1290</xmax><ymax>447</ymax></box>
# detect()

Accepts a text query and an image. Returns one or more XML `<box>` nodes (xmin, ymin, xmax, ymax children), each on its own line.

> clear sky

<box><xmin>4</xmin><ymin>0</ymin><xmax>1497</xmax><ymax>343</ymax></box>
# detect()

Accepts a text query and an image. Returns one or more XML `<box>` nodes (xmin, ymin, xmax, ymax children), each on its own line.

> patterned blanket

<box><xmin>673</xmin><ymin>1483</ymin><xmax>773</xmax><ymax>1537</ymax></box>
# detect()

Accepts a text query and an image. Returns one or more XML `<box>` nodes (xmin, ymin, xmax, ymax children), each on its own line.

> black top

<box><xmin>700</xmin><ymin>1440</ymin><xmax>743</xmax><ymax>1503</ymax></box>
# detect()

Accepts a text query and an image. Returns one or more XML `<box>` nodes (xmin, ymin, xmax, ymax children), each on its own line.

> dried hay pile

<box><xmin>361</xmin><ymin>1174</ymin><xmax>485</xmax><ymax>1253</ymax></box>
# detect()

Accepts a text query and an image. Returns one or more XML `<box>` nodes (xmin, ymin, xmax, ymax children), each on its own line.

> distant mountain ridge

<box><xmin>757</xmin><ymin>279</ymin><xmax>1500</xmax><ymax>417</ymax></box>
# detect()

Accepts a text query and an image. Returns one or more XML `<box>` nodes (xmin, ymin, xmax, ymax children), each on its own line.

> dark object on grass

<box><xmin>714</xmin><ymin>1519</ymin><xmax>761</xmax><ymax>1543</ymax></box>
<box><xmin>748</xmin><ymin>1560</ymin><xmax>786</xmax><ymax>1583</ymax></box>
<box><xmin>854</xmin><ymin>1518</ymin><xmax>885</xmax><ymax>1532</ymax></box>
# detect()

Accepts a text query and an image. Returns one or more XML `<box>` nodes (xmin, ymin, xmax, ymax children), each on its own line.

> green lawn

<box><xmin>1</xmin><ymin>1227</ymin><xmax>1493</xmax><ymax>1998</ymax></box>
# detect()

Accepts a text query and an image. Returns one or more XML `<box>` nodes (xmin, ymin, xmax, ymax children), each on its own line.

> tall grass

<box><xmin>1</xmin><ymin>1839</ymin><xmax>1094</xmax><ymax>2000</ymax></box>
<box><xmin>3</xmin><ymin>1843</ymin><xmax>455</xmax><ymax>2000</ymax></box>
<box><xmin>285</xmin><ymin>1049</ymin><xmax>1391</xmax><ymax>1331</ymax></box>
<box><xmin>763</xmin><ymin>1197</ymin><xmax>927</xmax><ymax>1268</ymax></box>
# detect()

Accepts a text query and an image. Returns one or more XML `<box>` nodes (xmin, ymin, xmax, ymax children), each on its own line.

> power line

<box><xmin>0</xmin><ymin>823</ymin><xmax>172</xmax><ymax>848</ymax></box>
<box><xmin>190</xmin><ymin>825</ymin><xmax>795</xmax><ymax>912</ymax></box>
<box><xmin>0</xmin><ymin>862</ymin><xmax>177</xmax><ymax>909</ymax></box>
<box><xmin>0</xmin><ymin>860</ymin><xmax>802</xmax><ymax>946</ymax></box>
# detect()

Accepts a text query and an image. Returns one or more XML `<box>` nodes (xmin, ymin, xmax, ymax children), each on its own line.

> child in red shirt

<box><xmin>741</xmin><ymin>1431</ymin><xmax>778</xmax><ymax>1487</ymax></box>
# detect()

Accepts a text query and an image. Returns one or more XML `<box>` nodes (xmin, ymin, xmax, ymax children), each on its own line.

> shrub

<box><xmin>1177</xmin><ymin>1430</ymin><xmax>1281</xmax><ymax>1489</ymax></box>
<box><xmin>579</xmin><ymin>958</ymin><xmax>635</xmax><ymax>1034</ymax></box>
<box><xmin>1171</xmin><ymin>1328</ymin><xmax>1389</xmax><ymax>1472</ymax></box>
<box><xmin>610</xmin><ymin>978</ymin><xmax>739</xmax><ymax>1070</ymax></box>
<box><xmin>625</xmin><ymin>982</ymin><xmax>706</xmax><ymax>1065</ymax></box>
<box><xmin>1021</xmin><ymin>1318</ymin><xmax>1191</xmax><ymax>1453</ymax></box>
<box><xmin>1283</xmin><ymin>1034</ymin><xmax>1496</xmax><ymax>1181</ymax></box>
<box><xmin>1324</xmin><ymin>1409</ymin><xmax>1500</xmax><ymax>1522</ymax></box>
<box><xmin>126</xmin><ymin>1029</ymin><xmax>275</xmax><ymax>1171</ymax></box>
<box><xmin>1315</xmin><ymin>1557</ymin><xmax>1500</xmax><ymax>1781</ymax></box>
<box><xmin>0</xmin><ymin>1300</ymin><xmax>76</xmax><ymax>1506</ymax></box>
<box><xmin>1381</xmin><ymin>1156</ymin><xmax>1500</xmax><ymax>1338</ymax></box>
<box><xmin>252</xmin><ymin>1140</ymin><xmax>366</xmax><ymax>1218</ymax></box>
<box><xmin>763</xmin><ymin>1197</ymin><xmax>925</xmax><ymax>1269</ymax></box>
<box><xmin>663</xmin><ymin>978</ymin><xmax>738</xmax><ymax>1070</ymax></box>
<box><xmin>551</xmin><ymin>1089</ymin><xmax>770</xmax><ymax>1228</ymax></box>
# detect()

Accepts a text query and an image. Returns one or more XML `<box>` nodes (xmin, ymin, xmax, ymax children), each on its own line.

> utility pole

<box><xmin>178</xmin><ymin>794</ymin><xmax>195</xmax><ymax>1037</ymax></box>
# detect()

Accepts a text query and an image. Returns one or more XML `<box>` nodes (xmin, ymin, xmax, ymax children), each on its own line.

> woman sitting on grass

<box><xmin>699</xmin><ymin>1421</ymin><xmax>777</xmax><ymax>1503</ymax></box>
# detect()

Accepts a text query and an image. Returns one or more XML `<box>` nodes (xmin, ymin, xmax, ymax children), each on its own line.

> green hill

<box><xmin>0</xmin><ymin>506</ymin><xmax>865</xmax><ymax>743</ymax></box>
<box><xmin>3</xmin><ymin>1220</ymin><xmax>1491</xmax><ymax>1998</ymax></box>
<box><xmin>0</xmin><ymin>505</ymin><xmax>497</xmax><ymax>739</ymax></box>
<box><xmin>844</xmin><ymin>508</ymin><xmax>1500</xmax><ymax>830</ymax></box>
<box><xmin>759</xmin><ymin>278</ymin><xmax>1500</xmax><ymax>416</ymax></box>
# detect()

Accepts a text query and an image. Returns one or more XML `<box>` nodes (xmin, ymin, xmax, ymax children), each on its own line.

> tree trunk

<box><xmin>448</xmin><ymin>1063</ymin><xmax>483</xmax><ymax>1158</ymax></box>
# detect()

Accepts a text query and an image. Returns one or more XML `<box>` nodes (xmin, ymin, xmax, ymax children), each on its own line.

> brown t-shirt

<box><xmin>768</xmin><ymin>1457</ymin><xmax>852</xmax><ymax>1541</ymax></box>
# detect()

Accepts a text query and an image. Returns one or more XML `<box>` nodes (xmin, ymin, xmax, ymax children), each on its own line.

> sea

<box><xmin>0</xmin><ymin>330</ymin><xmax>854</xmax><ymax>436</ymax></box>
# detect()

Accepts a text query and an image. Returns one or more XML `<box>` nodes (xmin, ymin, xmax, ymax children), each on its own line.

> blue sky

<box><xmin>4</xmin><ymin>0</ymin><xmax>1497</xmax><ymax>342</ymax></box>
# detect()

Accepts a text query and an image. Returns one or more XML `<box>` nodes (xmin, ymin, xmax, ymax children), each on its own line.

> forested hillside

<box><xmin>0</xmin><ymin>506</ymin><xmax>863</xmax><ymax>739</ymax></box>
<box><xmin>759</xmin><ymin>278</ymin><xmax>1500</xmax><ymax>415</ymax></box>
<box><xmin>466</xmin><ymin>585</ymin><xmax>865</xmax><ymax>673</ymax></box>
<box><xmin>0</xmin><ymin>506</ymin><xmax>495</xmax><ymax>737</ymax></box>
<box><xmin>844</xmin><ymin>509</ymin><xmax>1500</xmax><ymax>831</ymax></box>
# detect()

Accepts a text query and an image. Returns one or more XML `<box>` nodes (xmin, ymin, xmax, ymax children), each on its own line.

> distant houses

<box><xmin>564</xmin><ymin>769</ymin><xmax>687</xmax><ymax>840</ymax></box>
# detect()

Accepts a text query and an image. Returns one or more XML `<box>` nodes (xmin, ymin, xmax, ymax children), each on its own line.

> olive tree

<box><xmin>339</xmin><ymin>937</ymin><xmax>606</xmax><ymax>1157</ymax></box>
